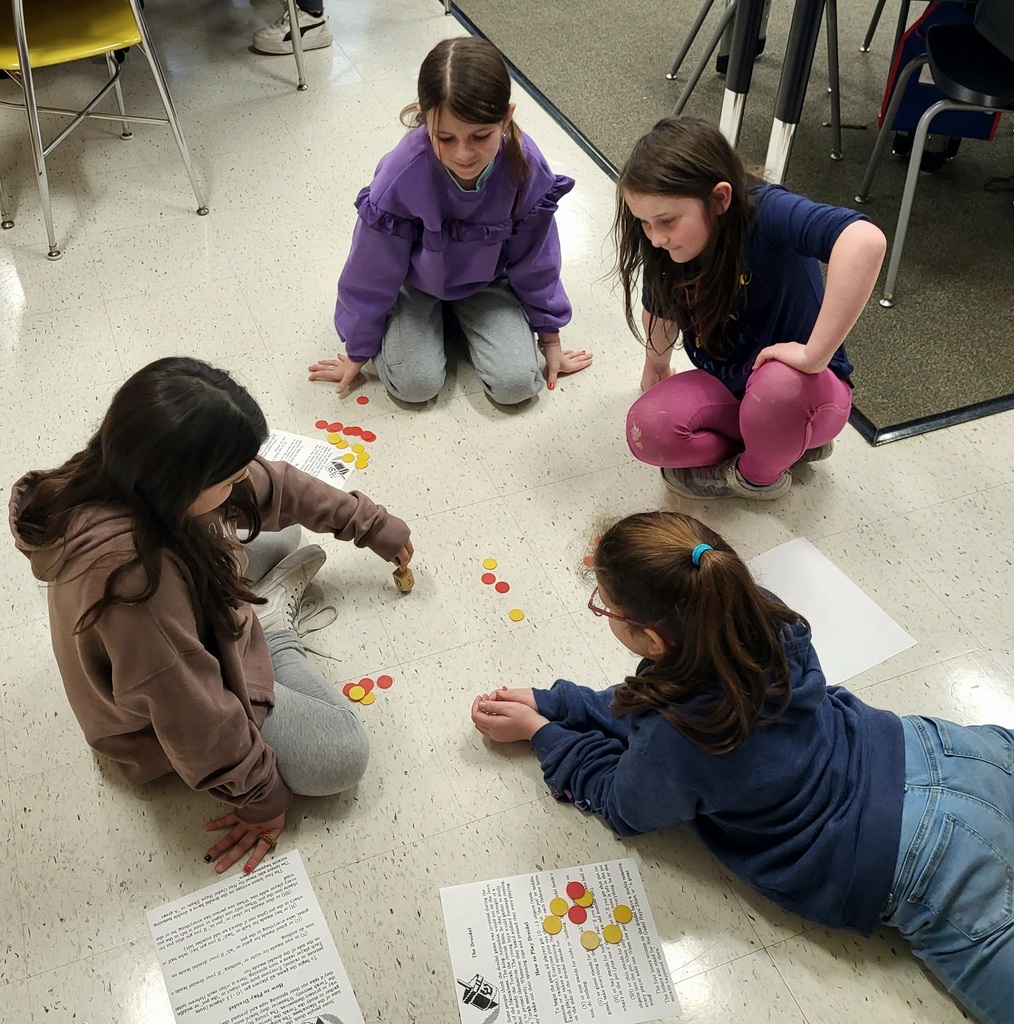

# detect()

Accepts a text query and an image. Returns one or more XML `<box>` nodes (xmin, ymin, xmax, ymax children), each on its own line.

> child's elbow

<box><xmin>851</xmin><ymin>219</ymin><xmax>887</xmax><ymax>264</ymax></box>
<box><xmin>869</xmin><ymin>222</ymin><xmax>888</xmax><ymax>263</ymax></box>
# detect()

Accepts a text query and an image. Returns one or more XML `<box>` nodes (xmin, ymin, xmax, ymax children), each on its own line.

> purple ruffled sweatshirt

<box><xmin>334</xmin><ymin>125</ymin><xmax>575</xmax><ymax>362</ymax></box>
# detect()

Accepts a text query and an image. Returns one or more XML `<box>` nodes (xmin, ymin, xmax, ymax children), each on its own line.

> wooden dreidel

<box><xmin>393</xmin><ymin>565</ymin><xmax>415</xmax><ymax>593</ymax></box>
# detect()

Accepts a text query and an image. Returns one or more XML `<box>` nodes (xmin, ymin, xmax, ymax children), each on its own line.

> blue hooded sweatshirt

<box><xmin>531</xmin><ymin>620</ymin><xmax>905</xmax><ymax>936</ymax></box>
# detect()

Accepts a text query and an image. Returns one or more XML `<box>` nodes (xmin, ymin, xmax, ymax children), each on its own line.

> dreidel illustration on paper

<box><xmin>457</xmin><ymin>973</ymin><xmax>500</xmax><ymax>1011</ymax></box>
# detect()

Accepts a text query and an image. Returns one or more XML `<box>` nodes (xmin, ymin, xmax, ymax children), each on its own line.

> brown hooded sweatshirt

<box><xmin>8</xmin><ymin>456</ymin><xmax>410</xmax><ymax>822</ymax></box>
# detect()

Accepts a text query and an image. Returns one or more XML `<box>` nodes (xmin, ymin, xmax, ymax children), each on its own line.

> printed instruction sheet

<box><xmin>441</xmin><ymin>858</ymin><xmax>681</xmax><ymax>1024</ymax></box>
<box><xmin>747</xmin><ymin>537</ymin><xmax>916</xmax><ymax>686</ymax></box>
<box><xmin>259</xmin><ymin>429</ymin><xmax>355</xmax><ymax>489</ymax></box>
<box><xmin>147</xmin><ymin>850</ymin><xmax>364</xmax><ymax>1024</ymax></box>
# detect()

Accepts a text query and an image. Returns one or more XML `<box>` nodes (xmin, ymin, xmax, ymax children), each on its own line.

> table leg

<box><xmin>718</xmin><ymin>0</ymin><xmax>766</xmax><ymax>147</ymax></box>
<box><xmin>763</xmin><ymin>0</ymin><xmax>825</xmax><ymax>182</ymax></box>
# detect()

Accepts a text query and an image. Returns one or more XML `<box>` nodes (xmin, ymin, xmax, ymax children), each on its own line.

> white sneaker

<box><xmin>295</xmin><ymin>581</ymin><xmax>338</xmax><ymax>637</ymax></box>
<box><xmin>252</xmin><ymin>7</ymin><xmax>333</xmax><ymax>55</ymax></box>
<box><xmin>251</xmin><ymin>545</ymin><xmax>326</xmax><ymax>633</ymax></box>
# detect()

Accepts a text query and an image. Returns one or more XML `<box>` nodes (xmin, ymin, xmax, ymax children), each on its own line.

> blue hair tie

<box><xmin>691</xmin><ymin>543</ymin><xmax>712</xmax><ymax>566</ymax></box>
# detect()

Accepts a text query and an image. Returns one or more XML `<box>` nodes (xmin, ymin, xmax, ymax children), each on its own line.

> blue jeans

<box><xmin>881</xmin><ymin>716</ymin><xmax>1014</xmax><ymax>1024</ymax></box>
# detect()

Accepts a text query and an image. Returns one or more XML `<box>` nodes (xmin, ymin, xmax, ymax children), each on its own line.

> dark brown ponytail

<box><xmin>592</xmin><ymin>511</ymin><xmax>804</xmax><ymax>753</ymax></box>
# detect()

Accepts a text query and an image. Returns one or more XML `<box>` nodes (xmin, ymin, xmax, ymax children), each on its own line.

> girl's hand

<box><xmin>538</xmin><ymin>337</ymin><xmax>593</xmax><ymax>390</ymax></box>
<box><xmin>640</xmin><ymin>356</ymin><xmax>674</xmax><ymax>392</ymax></box>
<box><xmin>203</xmin><ymin>810</ymin><xmax>286</xmax><ymax>875</ymax></box>
<box><xmin>308</xmin><ymin>354</ymin><xmax>366</xmax><ymax>397</ymax></box>
<box><xmin>489</xmin><ymin>686</ymin><xmax>538</xmax><ymax>710</ymax></box>
<box><xmin>471</xmin><ymin>691</ymin><xmax>548</xmax><ymax>743</ymax></box>
<box><xmin>752</xmin><ymin>342</ymin><xmax>823</xmax><ymax>374</ymax></box>
<box><xmin>392</xmin><ymin>539</ymin><xmax>414</xmax><ymax>570</ymax></box>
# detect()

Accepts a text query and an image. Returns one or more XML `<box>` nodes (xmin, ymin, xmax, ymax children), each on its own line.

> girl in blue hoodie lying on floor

<box><xmin>471</xmin><ymin>511</ymin><xmax>1014</xmax><ymax>1024</ymax></box>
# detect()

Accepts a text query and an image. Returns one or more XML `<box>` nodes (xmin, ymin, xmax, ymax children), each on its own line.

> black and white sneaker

<box><xmin>252</xmin><ymin>7</ymin><xmax>333</xmax><ymax>55</ymax></box>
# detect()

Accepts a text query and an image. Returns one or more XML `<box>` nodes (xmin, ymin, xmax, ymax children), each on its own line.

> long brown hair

<box><xmin>16</xmin><ymin>357</ymin><xmax>268</xmax><ymax>639</ymax></box>
<box><xmin>613</xmin><ymin>116</ymin><xmax>763</xmax><ymax>359</ymax></box>
<box><xmin>593</xmin><ymin>511</ymin><xmax>804</xmax><ymax>754</ymax></box>
<box><xmin>400</xmin><ymin>37</ymin><xmax>529</xmax><ymax>184</ymax></box>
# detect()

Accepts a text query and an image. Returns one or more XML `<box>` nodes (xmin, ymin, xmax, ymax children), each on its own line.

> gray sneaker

<box><xmin>661</xmin><ymin>457</ymin><xmax>791</xmax><ymax>501</ymax></box>
<box><xmin>251</xmin><ymin>545</ymin><xmax>326</xmax><ymax>633</ymax></box>
<box><xmin>794</xmin><ymin>440</ymin><xmax>834</xmax><ymax>465</ymax></box>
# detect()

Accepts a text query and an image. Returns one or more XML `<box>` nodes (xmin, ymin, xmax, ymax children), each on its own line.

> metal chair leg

<box><xmin>880</xmin><ymin>97</ymin><xmax>952</xmax><ymax>307</ymax></box>
<box><xmin>891</xmin><ymin>0</ymin><xmax>912</xmax><ymax>62</ymax></box>
<box><xmin>667</xmin><ymin>0</ymin><xmax>720</xmax><ymax>80</ymax></box>
<box><xmin>0</xmin><ymin>170</ymin><xmax>13</xmax><ymax>230</ymax></box>
<box><xmin>105</xmin><ymin>52</ymin><xmax>134</xmax><ymax>139</ymax></box>
<box><xmin>444</xmin><ymin>0</ymin><xmax>451</xmax><ymax>13</ymax></box>
<box><xmin>860</xmin><ymin>0</ymin><xmax>888</xmax><ymax>52</ymax></box>
<box><xmin>12</xmin><ymin>2</ymin><xmax>60</xmax><ymax>257</ymax></box>
<box><xmin>826</xmin><ymin>0</ymin><xmax>842</xmax><ymax>160</ymax></box>
<box><xmin>129</xmin><ymin>0</ymin><xmax>208</xmax><ymax>215</ymax></box>
<box><xmin>674</xmin><ymin>0</ymin><xmax>737</xmax><ymax>114</ymax></box>
<box><xmin>284</xmin><ymin>0</ymin><xmax>308</xmax><ymax>91</ymax></box>
<box><xmin>855</xmin><ymin>54</ymin><xmax>927</xmax><ymax>202</ymax></box>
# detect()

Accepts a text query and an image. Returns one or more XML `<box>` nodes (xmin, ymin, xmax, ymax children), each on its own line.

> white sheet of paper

<box><xmin>441</xmin><ymin>858</ymin><xmax>681</xmax><ymax>1024</ymax></box>
<box><xmin>146</xmin><ymin>850</ymin><xmax>364</xmax><ymax>1024</ymax></box>
<box><xmin>747</xmin><ymin>537</ymin><xmax>916</xmax><ymax>686</ymax></box>
<box><xmin>259</xmin><ymin>429</ymin><xmax>356</xmax><ymax>490</ymax></box>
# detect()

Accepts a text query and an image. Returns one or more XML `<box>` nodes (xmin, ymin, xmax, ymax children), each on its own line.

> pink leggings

<box><xmin>626</xmin><ymin>362</ymin><xmax>853</xmax><ymax>487</ymax></box>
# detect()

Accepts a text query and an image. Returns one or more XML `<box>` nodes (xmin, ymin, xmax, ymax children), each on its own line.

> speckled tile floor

<box><xmin>1</xmin><ymin>1</ymin><xmax>1011</xmax><ymax>1020</ymax></box>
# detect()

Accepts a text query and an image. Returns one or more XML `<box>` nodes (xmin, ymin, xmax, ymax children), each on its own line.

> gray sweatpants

<box><xmin>373</xmin><ymin>280</ymin><xmax>544</xmax><ymax>405</ymax></box>
<box><xmin>244</xmin><ymin>527</ymin><xmax>369</xmax><ymax>797</ymax></box>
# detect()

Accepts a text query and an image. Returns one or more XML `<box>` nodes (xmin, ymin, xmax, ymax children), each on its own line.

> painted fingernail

<box><xmin>204</xmin><ymin>854</ymin><xmax>213</xmax><ymax>863</ymax></box>
<box><xmin>548</xmin><ymin>382</ymin><xmax>556</xmax><ymax>390</ymax></box>
<box><xmin>243</xmin><ymin>865</ymin><xmax>253</xmax><ymax>874</ymax></box>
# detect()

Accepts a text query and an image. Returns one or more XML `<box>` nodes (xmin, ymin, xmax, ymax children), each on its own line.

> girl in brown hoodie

<box><xmin>9</xmin><ymin>357</ymin><xmax>412</xmax><ymax>874</ymax></box>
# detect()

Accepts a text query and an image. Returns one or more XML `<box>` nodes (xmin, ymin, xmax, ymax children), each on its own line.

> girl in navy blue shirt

<box><xmin>471</xmin><ymin>511</ymin><xmax>1014</xmax><ymax>1024</ymax></box>
<box><xmin>616</xmin><ymin>117</ymin><xmax>887</xmax><ymax>501</ymax></box>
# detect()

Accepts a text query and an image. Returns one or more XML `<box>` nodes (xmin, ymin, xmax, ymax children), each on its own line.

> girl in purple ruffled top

<box><xmin>309</xmin><ymin>37</ymin><xmax>592</xmax><ymax>405</ymax></box>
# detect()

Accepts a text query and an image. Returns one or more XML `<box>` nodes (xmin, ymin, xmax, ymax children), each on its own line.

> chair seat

<box><xmin>926</xmin><ymin>23</ymin><xmax>1014</xmax><ymax>109</ymax></box>
<box><xmin>0</xmin><ymin>0</ymin><xmax>141</xmax><ymax>71</ymax></box>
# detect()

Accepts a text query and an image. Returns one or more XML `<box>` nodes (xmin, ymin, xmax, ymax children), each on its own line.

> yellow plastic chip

<box><xmin>542</xmin><ymin>915</ymin><xmax>563</xmax><ymax>935</ymax></box>
<box><xmin>347</xmin><ymin>685</ymin><xmax>365</xmax><ymax>701</ymax></box>
<box><xmin>352</xmin><ymin>443</ymin><xmax>365</xmax><ymax>453</ymax></box>
<box><xmin>355</xmin><ymin>456</ymin><xmax>369</xmax><ymax>468</ymax></box>
<box><xmin>342</xmin><ymin>453</ymin><xmax>355</xmax><ymax>463</ymax></box>
<box><xmin>482</xmin><ymin>558</ymin><xmax>497</xmax><ymax>570</ymax></box>
<box><xmin>602</xmin><ymin>924</ymin><xmax>623</xmax><ymax>944</ymax></box>
<box><xmin>326</xmin><ymin>432</ymin><xmax>343</xmax><ymax>444</ymax></box>
<box><xmin>359</xmin><ymin>691</ymin><xmax>376</xmax><ymax>706</ymax></box>
<box><xmin>574</xmin><ymin>891</ymin><xmax>594</xmax><ymax>908</ymax></box>
<box><xmin>580</xmin><ymin>931</ymin><xmax>600</xmax><ymax>950</ymax></box>
<box><xmin>612</xmin><ymin>904</ymin><xmax>633</xmax><ymax>924</ymax></box>
<box><xmin>549</xmin><ymin>897</ymin><xmax>568</xmax><ymax>917</ymax></box>
<box><xmin>508</xmin><ymin>609</ymin><xmax>524</xmax><ymax>622</ymax></box>
<box><xmin>335</xmin><ymin>438</ymin><xmax>349</xmax><ymax>449</ymax></box>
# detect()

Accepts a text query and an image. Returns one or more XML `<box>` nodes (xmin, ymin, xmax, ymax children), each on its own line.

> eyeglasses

<box><xmin>587</xmin><ymin>587</ymin><xmax>675</xmax><ymax>646</ymax></box>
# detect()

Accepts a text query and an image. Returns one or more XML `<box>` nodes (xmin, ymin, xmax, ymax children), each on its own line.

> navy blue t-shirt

<box><xmin>642</xmin><ymin>184</ymin><xmax>865</xmax><ymax>396</ymax></box>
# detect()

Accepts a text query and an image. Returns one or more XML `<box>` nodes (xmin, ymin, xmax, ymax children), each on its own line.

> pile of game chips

<box><xmin>315</xmin><ymin>419</ymin><xmax>377</xmax><ymax>470</ymax></box>
<box><xmin>541</xmin><ymin>880</ymin><xmax>633</xmax><ymax>950</ymax></box>
<box><xmin>343</xmin><ymin>674</ymin><xmax>394</xmax><ymax>706</ymax></box>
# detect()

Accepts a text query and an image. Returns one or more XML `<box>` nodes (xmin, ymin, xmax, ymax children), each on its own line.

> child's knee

<box><xmin>485</xmin><ymin>368</ymin><xmax>542</xmax><ymax>406</ymax></box>
<box><xmin>626</xmin><ymin>394</ymin><xmax>678</xmax><ymax>463</ymax></box>
<box><xmin>748</xmin><ymin>360</ymin><xmax>808</xmax><ymax>405</ymax></box>
<box><xmin>384</xmin><ymin>368</ymin><xmax>445</xmax><ymax>404</ymax></box>
<box><xmin>304</xmin><ymin>712</ymin><xmax>370</xmax><ymax>796</ymax></box>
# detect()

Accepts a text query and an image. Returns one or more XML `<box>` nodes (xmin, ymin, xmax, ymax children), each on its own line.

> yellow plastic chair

<box><xmin>0</xmin><ymin>0</ymin><xmax>207</xmax><ymax>259</ymax></box>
